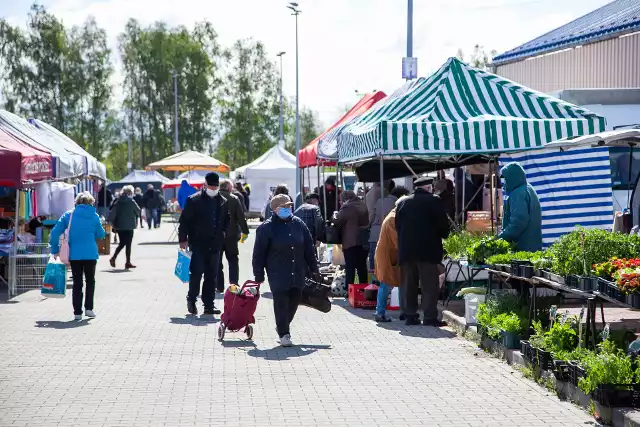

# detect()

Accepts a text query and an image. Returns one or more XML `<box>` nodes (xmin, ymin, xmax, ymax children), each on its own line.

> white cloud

<box><xmin>5</xmin><ymin>0</ymin><xmax>612</xmax><ymax>128</ymax></box>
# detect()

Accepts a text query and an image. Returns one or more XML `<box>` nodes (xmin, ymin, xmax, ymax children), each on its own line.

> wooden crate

<box><xmin>98</xmin><ymin>224</ymin><xmax>111</xmax><ymax>255</ymax></box>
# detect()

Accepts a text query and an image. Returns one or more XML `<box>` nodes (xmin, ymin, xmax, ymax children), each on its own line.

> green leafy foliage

<box><xmin>476</xmin><ymin>293</ymin><xmax>526</xmax><ymax>340</ymax></box>
<box><xmin>443</xmin><ymin>231</ymin><xmax>485</xmax><ymax>260</ymax></box>
<box><xmin>468</xmin><ymin>237</ymin><xmax>512</xmax><ymax>265</ymax></box>
<box><xmin>578</xmin><ymin>340</ymin><xmax>635</xmax><ymax>394</ymax></box>
<box><xmin>548</xmin><ymin>228</ymin><xmax>640</xmax><ymax>276</ymax></box>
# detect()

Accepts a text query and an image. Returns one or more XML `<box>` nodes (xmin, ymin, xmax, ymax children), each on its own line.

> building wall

<box><xmin>494</xmin><ymin>32</ymin><xmax>640</xmax><ymax>92</ymax></box>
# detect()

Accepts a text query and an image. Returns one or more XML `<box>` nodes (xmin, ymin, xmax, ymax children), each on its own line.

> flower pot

<box><xmin>547</xmin><ymin>272</ymin><xmax>565</xmax><ymax>285</ymax></box>
<box><xmin>552</xmin><ymin>359</ymin><xmax>570</xmax><ymax>382</ymax></box>
<box><xmin>578</xmin><ymin>276</ymin><xmax>598</xmax><ymax>292</ymax></box>
<box><xmin>565</xmin><ymin>274</ymin><xmax>580</xmax><ymax>289</ymax></box>
<box><xmin>531</xmin><ymin>346</ymin><xmax>552</xmax><ymax>370</ymax></box>
<box><xmin>521</xmin><ymin>265</ymin><xmax>534</xmax><ymax>279</ymax></box>
<box><xmin>592</xmin><ymin>384</ymin><xmax>640</xmax><ymax>408</ymax></box>
<box><xmin>568</xmin><ymin>361</ymin><xmax>586</xmax><ymax>387</ymax></box>
<box><xmin>501</xmin><ymin>331</ymin><xmax>521</xmax><ymax>349</ymax></box>
<box><xmin>519</xmin><ymin>340</ymin><xmax>531</xmax><ymax>360</ymax></box>
<box><xmin>626</xmin><ymin>293</ymin><xmax>640</xmax><ymax>309</ymax></box>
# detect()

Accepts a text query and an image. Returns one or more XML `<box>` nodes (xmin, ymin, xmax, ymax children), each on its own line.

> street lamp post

<box><xmin>277</xmin><ymin>51</ymin><xmax>286</xmax><ymax>146</ymax></box>
<box><xmin>287</xmin><ymin>2</ymin><xmax>301</xmax><ymax>205</ymax></box>
<box><xmin>173</xmin><ymin>72</ymin><xmax>179</xmax><ymax>154</ymax></box>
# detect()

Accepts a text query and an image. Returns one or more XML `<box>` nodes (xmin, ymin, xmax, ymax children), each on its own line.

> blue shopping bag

<box><xmin>175</xmin><ymin>249</ymin><xmax>191</xmax><ymax>283</ymax></box>
<box><xmin>41</xmin><ymin>257</ymin><xmax>67</xmax><ymax>298</ymax></box>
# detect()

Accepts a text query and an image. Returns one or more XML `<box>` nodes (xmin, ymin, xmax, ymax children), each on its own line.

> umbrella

<box><xmin>145</xmin><ymin>150</ymin><xmax>230</xmax><ymax>173</ymax></box>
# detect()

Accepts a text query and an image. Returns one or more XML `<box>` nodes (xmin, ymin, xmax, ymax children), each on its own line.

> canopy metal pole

<box><xmin>9</xmin><ymin>189</ymin><xmax>20</xmax><ymax>296</ymax></box>
<box><xmin>462</xmin><ymin>166</ymin><xmax>467</xmax><ymax>228</ymax></box>
<box><xmin>335</xmin><ymin>165</ymin><xmax>339</xmax><ymax>211</ymax></box>
<box><xmin>490</xmin><ymin>160</ymin><xmax>495</xmax><ymax>234</ymax></box>
<box><xmin>307</xmin><ymin>167</ymin><xmax>311</xmax><ymax>197</ymax></box>
<box><xmin>628</xmin><ymin>145</ymin><xmax>634</xmax><ymax>209</ymax></box>
<box><xmin>379</xmin><ymin>155</ymin><xmax>384</xmax><ymax>203</ymax></box>
<box><xmin>322</xmin><ymin>165</ymin><xmax>327</xmax><ymax>220</ymax></box>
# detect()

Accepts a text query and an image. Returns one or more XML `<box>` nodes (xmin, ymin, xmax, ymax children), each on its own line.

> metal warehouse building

<box><xmin>491</xmin><ymin>0</ymin><xmax>640</xmax><ymax>92</ymax></box>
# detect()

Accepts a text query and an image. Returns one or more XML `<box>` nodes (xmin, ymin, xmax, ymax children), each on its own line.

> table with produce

<box><xmin>442</xmin><ymin>227</ymin><xmax>640</xmax><ymax>416</ymax></box>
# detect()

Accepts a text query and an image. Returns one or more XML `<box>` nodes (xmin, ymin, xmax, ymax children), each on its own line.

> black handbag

<box><xmin>324</xmin><ymin>223</ymin><xmax>342</xmax><ymax>244</ymax></box>
<box><xmin>301</xmin><ymin>278</ymin><xmax>332</xmax><ymax>313</ymax></box>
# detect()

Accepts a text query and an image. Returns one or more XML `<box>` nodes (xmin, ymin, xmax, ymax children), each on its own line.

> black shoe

<box><xmin>375</xmin><ymin>315</ymin><xmax>392</xmax><ymax>323</ymax></box>
<box><xmin>399</xmin><ymin>314</ymin><xmax>406</xmax><ymax>321</ymax></box>
<box><xmin>187</xmin><ymin>300</ymin><xmax>198</xmax><ymax>315</ymax></box>
<box><xmin>405</xmin><ymin>316</ymin><xmax>421</xmax><ymax>326</ymax></box>
<box><xmin>203</xmin><ymin>307</ymin><xmax>221</xmax><ymax>315</ymax></box>
<box><xmin>423</xmin><ymin>319</ymin><xmax>448</xmax><ymax>327</ymax></box>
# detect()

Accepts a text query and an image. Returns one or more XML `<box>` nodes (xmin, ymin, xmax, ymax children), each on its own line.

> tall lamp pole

<box><xmin>277</xmin><ymin>51</ymin><xmax>286</xmax><ymax>146</ymax></box>
<box><xmin>287</xmin><ymin>2</ymin><xmax>301</xmax><ymax>205</ymax></box>
<box><xmin>172</xmin><ymin>71</ymin><xmax>179</xmax><ymax>154</ymax></box>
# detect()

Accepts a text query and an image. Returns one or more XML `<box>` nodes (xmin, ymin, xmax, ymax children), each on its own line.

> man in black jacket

<box><xmin>179</xmin><ymin>173</ymin><xmax>230</xmax><ymax>315</ymax></box>
<box><xmin>395</xmin><ymin>176</ymin><xmax>449</xmax><ymax>326</ymax></box>
<box><xmin>217</xmin><ymin>179</ymin><xmax>250</xmax><ymax>293</ymax></box>
<box><xmin>142</xmin><ymin>184</ymin><xmax>160</xmax><ymax>229</ymax></box>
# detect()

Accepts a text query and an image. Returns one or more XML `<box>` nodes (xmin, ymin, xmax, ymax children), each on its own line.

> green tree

<box><xmin>457</xmin><ymin>44</ymin><xmax>497</xmax><ymax>70</ymax></box>
<box><xmin>285</xmin><ymin>106</ymin><xmax>323</xmax><ymax>154</ymax></box>
<box><xmin>216</xmin><ymin>39</ymin><xmax>281</xmax><ymax>168</ymax></box>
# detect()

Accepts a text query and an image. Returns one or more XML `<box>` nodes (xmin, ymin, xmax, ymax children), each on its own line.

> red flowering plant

<box><xmin>614</xmin><ymin>268</ymin><xmax>640</xmax><ymax>294</ymax></box>
<box><xmin>592</xmin><ymin>257</ymin><xmax>640</xmax><ymax>280</ymax></box>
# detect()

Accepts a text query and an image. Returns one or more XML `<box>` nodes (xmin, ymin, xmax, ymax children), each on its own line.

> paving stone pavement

<box><xmin>0</xmin><ymin>222</ymin><xmax>595</xmax><ymax>427</ymax></box>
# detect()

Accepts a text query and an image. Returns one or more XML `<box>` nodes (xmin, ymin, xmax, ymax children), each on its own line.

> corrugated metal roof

<box><xmin>493</xmin><ymin>0</ymin><xmax>640</xmax><ymax>64</ymax></box>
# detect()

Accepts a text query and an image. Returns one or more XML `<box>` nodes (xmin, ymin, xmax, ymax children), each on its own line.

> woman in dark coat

<box><xmin>253</xmin><ymin>194</ymin><xmax>318</xmax><ymax>347</ymax></box>
<box><xmin>109</xmin><ymin>185</ymin><xmax>141</xmax><ymax>269</ymax></box>
<box><xmin>333</xmin><ymin>190</ymin><xmax>369</xmax><ymax>287</ymax></box>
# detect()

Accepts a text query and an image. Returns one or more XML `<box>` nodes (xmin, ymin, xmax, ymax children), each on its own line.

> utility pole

<box><xmin>173</xmin><ymin>72</ymin><xmax>179</xmax><ymax>154</ymax></box>
<box><xmin>287</xmin><ymin>2</ymin><xmax>301</xmax><ymax>205</ymax></box>
<box><xmin>277</xmin><ymin>51</ymin><xmax>286</xmax><ymax>147</ymax></box>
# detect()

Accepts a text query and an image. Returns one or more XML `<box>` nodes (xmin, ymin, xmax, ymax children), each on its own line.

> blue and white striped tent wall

<box><xmin>500</xmin><ymin>146</ymin><xmax>613</xmax><ymax>247</ymax></box>
<box><xmin>75</xmin><ymin>178</ymin><xmax>99</xmax><ymax>197</ymax></box>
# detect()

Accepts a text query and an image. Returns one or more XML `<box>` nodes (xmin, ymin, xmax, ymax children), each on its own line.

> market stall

<box><xmin>146</xmin><ymin>150</ymin><xmax>230</xmax><ymax>174</ymax></box>
<box><xmin>234</xmin><ymin>144</ymin><xmax>297</xmax><ymax>218</ymax></box>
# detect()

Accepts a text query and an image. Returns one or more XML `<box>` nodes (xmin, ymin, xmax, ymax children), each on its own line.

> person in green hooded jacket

<box><xmin>498</xmin><ymin>162</ymin><xmax>542</xmax><ymax>252</ymax></box>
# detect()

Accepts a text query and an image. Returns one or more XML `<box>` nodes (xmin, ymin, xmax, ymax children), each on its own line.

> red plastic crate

<box><xmin>348</xmin><ymin>284</ymin><xmax>377</xmax><ymax>309</ymax></box>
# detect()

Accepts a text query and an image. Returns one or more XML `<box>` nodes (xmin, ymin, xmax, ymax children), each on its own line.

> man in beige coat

<box><xmin>373</xmin><ymin>196</ymin><xmax>408</xmax><ymax>322</ymax></box>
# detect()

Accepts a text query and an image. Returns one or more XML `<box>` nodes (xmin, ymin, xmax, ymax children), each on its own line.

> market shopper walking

<box><xmin>142</xmin><ymin>184</ymin><xmax>161</xmax><ymax>229</ymax></box>
<box><xmin>133</xmin><ymin>187</ymin><xmax>144</xmax><ymax>229</ymax></box>
<box><xmin>217</xmin><ymin>179</ymin><xmax>250</xmax><ymax>292</ymax></box>
<box><xmin>253</xmin><ymin>194</ymin><xmax>318</xmax><ymax>347</ymax></box>
<box><xmin>498</xmin><ymin>162</ymin><xmax>542</xmax><ymax>251</ymax></box>
<box><xmin>236</xmin><ymin>182</ymin><xmax>250</xmax><ymax>211</ymax></box>
<box><xmin>318</xmin><ymin>177</ymin><xmax>340</xmax><ymax>221</ymax></box>
<box><xmin>97</xmin><ymin>184</ymin><xmax>113</xmax><ymax>219</ymax></box>
<box><xmin>373</xmin><ymin>196</ymin><xmax>408</xmax><ymax>322</ymax></box>
<box><xmin>108</xmin><ymin>185</ymin><xmax>141</xmax><ymax>269</ymax></box>
<box><xmin>178</xmin><ymin>180</ymin><xmax>197</xmax><ymax>210</ymax></box>
<box><xmin>49</xmin><ymin>192</ymin><xmax>106</xmax><ymax>320</ymax></box>
<box><xmin>179</xmin><ymin>173</ymin><xmax>230</xmax><ymax>315</ymax></box>
<box><xmin>395</xmin><ymin>177</ymin><xmax>450</xmax><ymax>326</ymax></box>
<box><xmin>333</xmin><ymin>190</ymin><xmax>369</xmax><ymax>287</ymax></box>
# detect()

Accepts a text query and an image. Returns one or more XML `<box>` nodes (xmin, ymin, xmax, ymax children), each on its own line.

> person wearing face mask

<box><xmin>108</xmin><ymin>185</ymin><xmax>141</xmax><ymax>269</ymax></box>
<box><xmin>179</xmin><ymin>173</ymin><xmax>230</xmax><ymax>316</ymax></box>
<box><xmin>252</xmin><ymin>194</ymin><xmax>319</xmax><ymax>347</ymax></box>
<box><xmin>395</xmin><ymin>176</ymin><xmax>450</xmax><ymax>326</ymax></box>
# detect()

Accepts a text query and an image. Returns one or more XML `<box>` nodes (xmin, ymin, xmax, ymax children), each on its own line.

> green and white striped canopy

<box><xmin>337</xmin><ymin>57</ymin><xmax>606</xmax><ymax>163</ymax></box>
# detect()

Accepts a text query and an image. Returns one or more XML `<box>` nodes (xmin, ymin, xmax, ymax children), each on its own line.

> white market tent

<box><xmin>29</xmin><ymin>118</ymin><xmax>107</xmax><ymax>180</ymax></box>
<box><xmin>234</xmin><ymin>144</ymin><xmax>296</xmax><ymax>214</ymax></box>
<box><xmin>162</xmin><ymin>170</ymin><xmax>220</xmax><ymax>189</ymax></box>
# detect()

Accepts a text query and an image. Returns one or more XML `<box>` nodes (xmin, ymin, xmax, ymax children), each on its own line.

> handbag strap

<box><xmin>65</xmin><ymin>211</ymin><xmax>74</xmax><ymax>239</ymax></box>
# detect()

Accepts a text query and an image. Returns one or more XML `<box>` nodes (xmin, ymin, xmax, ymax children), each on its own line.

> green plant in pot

<box><xmin>494</xmin><ymin>312</ymin><xmax>526</xmax><ymax>349</ymax></box>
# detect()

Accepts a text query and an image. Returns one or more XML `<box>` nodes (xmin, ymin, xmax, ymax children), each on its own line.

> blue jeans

<box><xmin>375</xmin><ymin>282</ymin><xmax>392</xmax><ymax>316</ymax></box>
<box><xmin>145</xmin><ymin>208</ymin><xmax>158</xmax><ymax>229</ymax></box>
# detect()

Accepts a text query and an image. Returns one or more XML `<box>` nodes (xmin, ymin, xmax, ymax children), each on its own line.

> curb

<box><xmin>438</xmin><ymin>306</ymin><xmax>640</xmax><ymax>427</ymax></box>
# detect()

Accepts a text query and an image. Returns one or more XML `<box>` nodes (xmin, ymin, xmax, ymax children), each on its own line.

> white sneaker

<box><xmin>280</xmin><ymin>334</ymin><xmax>293</xmax><ymax>347</ymax></box>
<box><xmin>85</xmin><ymin>310</ymin><xmax>96</xmax><ymax>318</ymax></box>
<box><xmin>74</xmin><ymin>314</ymin><xmax>82</xmax><ymax>320</ymax></box>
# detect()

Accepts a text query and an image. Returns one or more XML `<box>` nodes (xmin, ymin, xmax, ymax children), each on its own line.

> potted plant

<box><xmin>615</xmin><ymin>268</ymin><xmax>640</xmax><ymax>308</ymax></box>
<box><xmin>496</xmin><ymin>312</ymin><xmax>525</xmax><ymax>349</ymax></box>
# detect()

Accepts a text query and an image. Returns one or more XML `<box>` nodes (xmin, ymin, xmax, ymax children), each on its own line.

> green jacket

<box><xmin>498</xmin><ymin>163</ymin><xmax>542</xmax><ymax>252</ymax></box>
<box><xmin>109</xmin><ymin>196</ymin><xmax>141</xmax><ymax>231</ymax></box>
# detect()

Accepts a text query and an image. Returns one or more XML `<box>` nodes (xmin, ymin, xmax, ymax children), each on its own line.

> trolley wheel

<box><xmin>217</xmin><ymin>324</ymin><xmax>226</xmax><ymax>341</ymax></box>
<box><xmin>245</xmin><ymin>325</ymin><xmax>254</xmax><ymax>340</ymax></box>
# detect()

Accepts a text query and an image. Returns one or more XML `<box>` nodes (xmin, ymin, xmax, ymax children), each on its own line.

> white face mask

<box><xmin>205</xmin><ymin>189</ymin><xmax>219</xmax><ymax>197</ymax></box>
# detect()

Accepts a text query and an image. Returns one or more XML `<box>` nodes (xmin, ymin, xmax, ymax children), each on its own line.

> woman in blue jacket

<box><xmin>252</xmin><ymin>194</ymin><xmax>318</xmax><ymax>347</ymax></box>
<box><xmin>50</xmin><ymin>192</ymin><xmax>106</xmax><ymax>320</ymax></box>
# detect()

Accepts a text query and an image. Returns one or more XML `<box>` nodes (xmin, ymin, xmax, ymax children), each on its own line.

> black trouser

<box><xmin>343</xmin><ymin>245</ymin><xmax>368</xmax><ymax>286</ymax></box>
<box><xmin>156</xmin><ymin>211</ymin><xmax>162</xmax><ymax>227</ymax></box>
<box><xmin>217</xmin><ymin>238</ymin><xmax>239</xmax><ymax>291</ymax></box>
<box><xmin>139</xmin><ymin>215</ymin><xmax>144</xmax><ymax>228</ymax></box>
<box><xmin>272</xmin><ymin>288</ymin><xmax>303</xmax><ymax>338</ymax></box>
<box><xmin>113</xmin><ymin>230</ymin><xmax>134</xmax><ymax>263</ymax></box>
<box><xmin>187</xmin><ymin>250</ymin><xmax>221</xmax><ymax>309</ymax></box>
<box><xmin>401</xmin><ymin>261</ymin><xmax>440</xmax><ymax>322</ymax></box>
<box><xmin>70</xmin><ymin>260</ymin><xmax>97</xmax><ymax>315</ymax></box>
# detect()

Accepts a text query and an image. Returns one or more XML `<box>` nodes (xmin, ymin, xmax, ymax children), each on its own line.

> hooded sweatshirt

<box><xmin>178</xmin><ymin>181</ymin><xmax>197</xmax><ymax>209</ymax></box>
<box><xmin>50</xmin><ymin>204</ymin><xmax>106</xmax><ymax>260</ymax></box>
<box><xmin>498</xmin><ymin>162</ymin><xmax>542</xmax><ymax>252</ymax></box>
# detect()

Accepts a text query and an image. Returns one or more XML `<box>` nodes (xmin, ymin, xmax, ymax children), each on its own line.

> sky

<box><xmin>1</xmin><ymin>0</ymin><xmax>614</xmax><ymax>129</ymax></box>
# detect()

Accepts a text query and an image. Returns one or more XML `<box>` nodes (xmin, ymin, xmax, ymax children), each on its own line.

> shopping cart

<box><xmin>217</xmin><ymin>280</ymin><xmax>261</xmax><ymax>341</ymax></box>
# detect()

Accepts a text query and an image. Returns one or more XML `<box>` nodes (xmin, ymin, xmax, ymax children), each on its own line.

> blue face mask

<box><xmin>277</xmin><ymin>207</ymin><xmax>292</xmax><ymax>219</ymax></box>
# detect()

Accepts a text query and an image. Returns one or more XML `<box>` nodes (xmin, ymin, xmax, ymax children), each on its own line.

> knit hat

<box><xmin>205</xmin><ymin>173</ymin><xmax>219</xmax><ymax>186</ymax></box>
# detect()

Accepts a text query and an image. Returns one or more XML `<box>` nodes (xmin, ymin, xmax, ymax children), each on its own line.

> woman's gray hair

<box><xmin>75</xmin><ymin>192</ymin><xmax>95</xmax><ymax>206</ymax></box>
<box><xmin>219</xmin><ymin>179</ymin><xmax>232</xmax><ymax>191</ymax></box>
<box><xmin>395</xmin><ymin>195</ymin><xmax>409</xmax><ymax>207</ymax></box>
<box><xmin>341</xmin><ymin>190</ymin><xmax>358</xmax><ymax>203</ymax></box>
<box><xmin>122</xmin><ymin>185</ymin><xmax>134</xmax><ymax>196</ymax></box>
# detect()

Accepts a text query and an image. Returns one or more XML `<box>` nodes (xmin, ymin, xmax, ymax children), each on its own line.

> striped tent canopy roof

<box><xmin>337</xmin><ymin>57</ymin><xmax>606</xmax><ymax>164</ymax></box>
